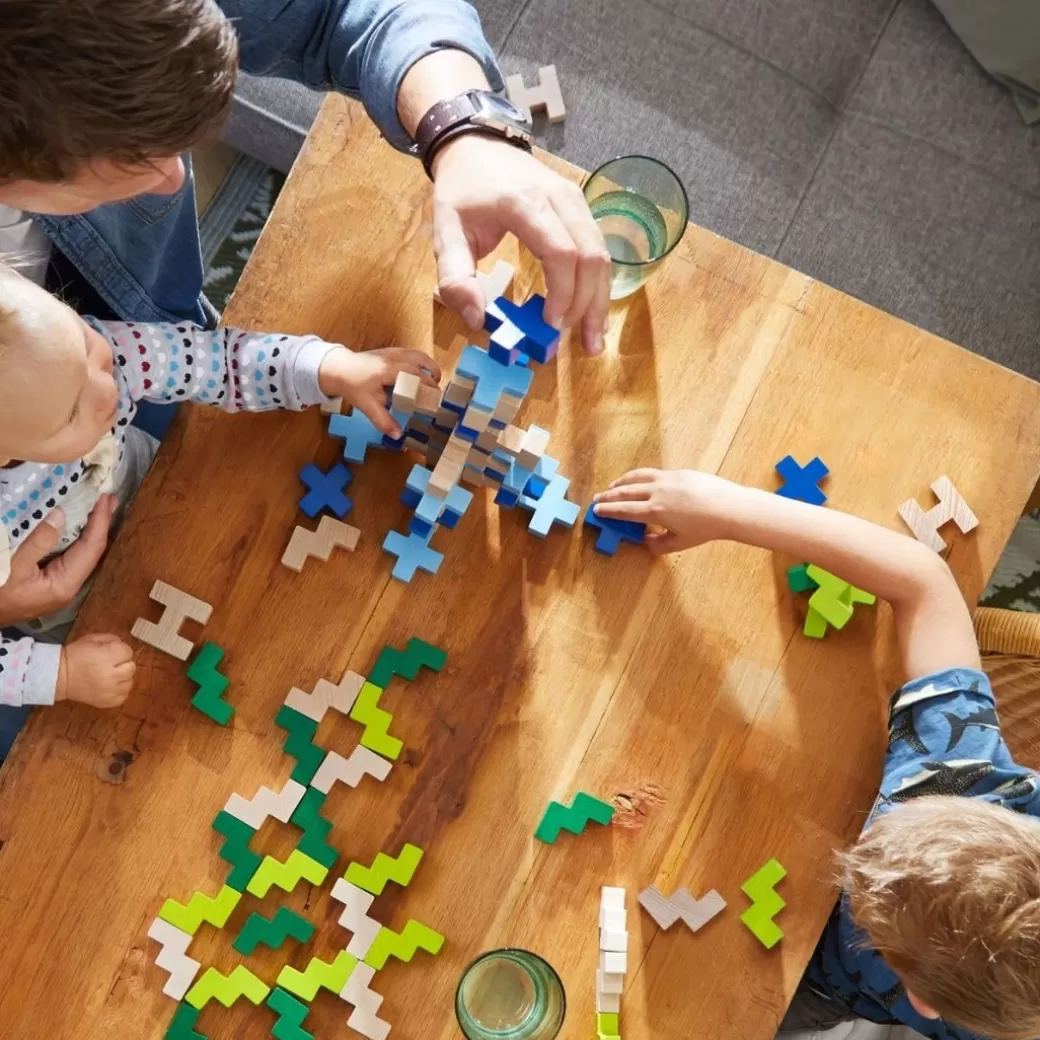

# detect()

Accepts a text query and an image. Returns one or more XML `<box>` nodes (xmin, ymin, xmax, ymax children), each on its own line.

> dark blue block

<box><xmin>774</xmin><ymin>455</ymin><xmax>828</xmax><ymax>505</ymax></box>
<box><xmin>401</xmin><ymin>487</ymin><xmax>423</xmax><ymax>509</ymax></box>
<box><xmin>488</xmin><ymin>341</ymin><xmax>520</xmax><ymax>366</ymax></box>
<box><xmin>494</xmin><ymin>295</ymin><xmax>560</xmax><ymax>364</ymax></box>
<box><xmin>495</xmin><ymin>487</ymin><xmax>521</xmax><ymax>508</ymax></box>
<box><xmin>442</xmin><ymin>399</ymin><xmax>467</xmax><ymax>416</ymax></box>
<box><xmin>382</xmin><ymin>433</ymin><xmax>405</xmax><ymax>449</ymax></box>
<box><xmin>440</xmin><ymin>509</ymin><xmax>462</xmax><ymax>529</ymax></box>
<box><xmin>484</xmin><ymin>469</ymin><xmax>504</xmax><ymax>484</ymax></box>
<box><xmin>299</xmin><ymin>462</ymin><xmax>353</xmax><ymax>519</ymax></box>
<box><xmin>410</xmin><ymin>515</ymin><xmax>434</xmax><ymax>538</ymax></box>
<box><xmin>583</xmin><ymin>508</ymin><xmax>647</xmax><ymax>556</ymax></box>
<box><xmin>456</xmin><ymin>424</ymin><xmax>479</xmax><ymax>443</ymax></box>
<box><xmin>524</xmin><ymin>476</ymin><xmax>548</xmax><ymax>500</ymax></box>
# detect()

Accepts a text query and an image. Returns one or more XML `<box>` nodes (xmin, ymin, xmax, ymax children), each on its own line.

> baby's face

<box><xmin>0</xmin><ymin>277</ymin><xmax>120</xmax><ymax>466</ymax></box>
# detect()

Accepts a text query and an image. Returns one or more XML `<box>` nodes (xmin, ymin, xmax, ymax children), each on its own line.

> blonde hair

<box><xmin>841</xmin><ymin>796</ymin><xmax>1040</xmax><ymax>1039</ymax></box>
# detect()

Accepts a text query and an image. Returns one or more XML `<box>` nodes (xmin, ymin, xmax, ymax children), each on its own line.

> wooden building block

<box><xmin>415</xmin><ymin>383</ymin><xmax>443</xmax><ymax>417</ymax></box>
<box><xmin>497</xmin><ymin>424</ymin><xmax>527</xmax><ymax>457</ymax></box>
<box><xmin>596</xmin><ymin>991</ymin><xmax>621</xmax><ymax>1014</ymax></box>
<box><xmin>597</xmin><ymin>970</ymin><xmax>624</xmax><ymax>995</ymax></box>
<box><xmin>600</xmin><ymin>950</ymin><xmax>627</xmax><ymax>974</ymax></box>
<box><xmin>516</xmin><ymin>425</ymin><xmax>551</xmax><ymax>470</ymax></box>
<box><xmin>898</xmin><ymin>475</ymin><xmax>979</xmax><ymax>553</ymax></box>
<box><xmin>281</xmin><ymin>517</ymin><xmax>360</xmax><ymax>572</ymax></box>
<box><xmin>131</xmin><ymin>581</ymin><xmax>213</xmax><ymax>661</ymax></box>
<box><xmin>505</xmin><ymin>65</ymin><xmax>565</xmax><ymax>122</ymax></box>
<box><xmin>392</xmin><ymin>372</ymin><xmax>420</xmax><ymax>413</ymax></box>
<box><xmin>320</xmin><ymin>398</ymin><xmax>343</xmax><ymax>415</ymax></box>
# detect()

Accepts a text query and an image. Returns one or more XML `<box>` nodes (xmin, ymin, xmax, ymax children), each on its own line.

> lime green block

<box><xmin>597</xmin><ymin>1012</ymin><xmax>620</xmax><ymax>1034</ymax></box>
<box><xmin>363</xmin><ymin>920</ymin><xmax>444</xmax><ymax>969</ymax></box>
<box><xmin>246</xmin><ymin>849</ymin><xmax>328</xmax><ymax>898</ymax></box>
<box><xmin>344</xmin><ymin>843</ymin><xmax>423</xmax><ymax>896</ymax></box>
<box><xmin>803</xmin><ymin>607</ymin><xmax>829</xmax><ymax>639</ymax></box>
<box><xmin>349</xmin><ymin>681</ymin><xmax>402</xmax><ymax>759</ymax></box>
<box><xmin>185</xmin><ymin>965</ymin><xmax>269</xmax><ymax>1009</ymax></box>
<box><xmin>276</xmin><ymin>950</ymin><xmax>358</xmax><ymax>1001</ymax></box>
<box><xmin>158</xmin><ymin>885</ymin><xmax>241</xmax><ymax>936</ymax></box>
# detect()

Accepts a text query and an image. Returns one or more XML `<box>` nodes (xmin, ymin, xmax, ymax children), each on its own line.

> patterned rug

<box><xmin>982</xmin><ymin>513</ymin><xmax>1040</xmax><ymax>611</ymax></box>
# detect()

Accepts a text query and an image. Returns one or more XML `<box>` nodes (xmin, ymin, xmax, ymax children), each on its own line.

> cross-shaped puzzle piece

<box><xmin>493</xmin><ymin>294</ymin><xmax>560</xmax><ymax>364</ymax></box>
<box><xmin>775</xmin><ymin>455</ymin><xmax>828</xmax><ymax>505</ymax></box>
<box><xmin>329</xmin><ymin>410</ymin><xmax>389</xmax><ymax>463</ymax></box>
<box><xmin>526</xmin><ymin>473</ymin><xmax>581</xmax><ymax>537</ymax></box>
<box><xmin>455</xmin><ymin>345</ymin><xmax>534</xmax><ymax>412</ymax></box>
<box><xmin>583</xmin><ymin>508</ymin><xmax>647</xmax><ymax>555</ymax></box>
<box><xmin>298</xmin><ymin>462</ymin><xmax>353</xmax><ymax>519</ymax></box>
<box><xmin>383</xmin><ymin>529</ymin><xmax>444</xmax><ymax>582</ymax></box>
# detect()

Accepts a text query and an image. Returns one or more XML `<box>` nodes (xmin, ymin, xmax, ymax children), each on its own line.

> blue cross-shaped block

<box><xmin>526</xmin><ymin>473</ymin><xmax>581</xmax><ymax>537</ymax></box>
<box><xmin>298</xmin><ymin>462</ymin><xmax>353</xmax><ymax>519</ymax></box>
<box><xmin>775</xmin><ymin>455</ymin><xmax>828</xmax><ymax>505</ymax></box>
<box><xmin>456</xmin><ymin>345</ymin><xmax>534</xmax><ymax>413</ymax></box>
<box><xmin>583</xmin><ymin>508</ymin><xmax>647</xmax><ymax>555</ymax></box>
<box><xmin>383</xmin><ymin>528</ymin><xmax>444</xmax><ymax>582</ymax></box>
<box><xmin>517</xmin><ymin>455</ymin><xmax>560</xmax><ymax>511</ymax></box>
<box><xmin>403</xmin><ymin>464</ymin><xmax>473</xmax><ymax>527</ymax></box>
<box><xmin>329</xmin><ymin>409</ymin><xmax>388</xmax><ymax>463</ymax></box>
<box><xmin>493</xmin><ymin>294</ymin><xmax>560</xmax><ymax>364</ymax></box>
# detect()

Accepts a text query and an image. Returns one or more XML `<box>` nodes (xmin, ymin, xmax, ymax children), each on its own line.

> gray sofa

<box><xmin>223</xmin><ymin>0</ymin><xmax>1040</xmax><ymax>381</ymax></box>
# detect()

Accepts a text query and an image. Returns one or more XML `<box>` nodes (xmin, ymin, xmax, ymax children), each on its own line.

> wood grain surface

<box><xmin>2</xmin><ymin>96</ymin><xmax>1039</xmax><ymax>1040</ymax></box>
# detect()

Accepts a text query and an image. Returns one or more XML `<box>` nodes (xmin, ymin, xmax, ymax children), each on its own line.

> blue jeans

<box><xmin>0</xmin><ymin>704</ymin><xmax>31</xmax><ymax>761</ymax></box>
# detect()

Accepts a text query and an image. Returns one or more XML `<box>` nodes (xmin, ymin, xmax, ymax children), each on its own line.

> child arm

<box><xmin>593</xmin><ymin>469</ymin><xmax>980</xmax><ymax>680</ymax></box>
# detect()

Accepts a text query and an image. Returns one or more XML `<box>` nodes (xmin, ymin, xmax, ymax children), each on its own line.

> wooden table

<box><xmin>2</xmin><ymin>97</ymin><xmax>1040</xmax><ymax>1040</ymax></box>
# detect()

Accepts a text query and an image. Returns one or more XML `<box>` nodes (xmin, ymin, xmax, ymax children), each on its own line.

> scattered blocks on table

<box><xmin>363</xmin><ymin>920</ymin><xmax>445</xmax><ymax>969</ymax></box>
<box><xmin>281</xmin><ymin>516</ymin><xmax>360</xmax><ymax>572</ymax></box>
<box><xmin>329</xmin><ymin>408</ymin><xmax>390</xmax><ymax>463</ymax></box>
<box><xmin>284</xmin><ymin>670</ymin><xmax>365</xmax><ymax>722</ymax></box>
<box><xmin>212</xmin><ymin>810</ymin><xmax>262</xmax><ymax>892</ymax></box>
<box><xmin>583</xmin><ymin>508</ymin><xmax>647</xmax><ymax>555</ymax></box>
<box><xmin>786</xmin><ymin>563</ymin><xmax>818</xmax><ymax>594</ymax></box>
<box><xmin>298</xmin><ymin>461</ymin><xmax>353</xmax><ymax>519</ymax></box>
<box><xmin>310</xmin><ymin>744</ymin><xmax>393</xmax><ymax>794</ymax></box>
<box><xmin>246</xmin><ymin>849</ymin><xmax>329</xmax><ymax>898</ymax></box>
<box><xmin>505</xmin><ymin>64</ymin><xmax>566</xmax><ymax>122</ymax></box>
<box><xmin>148</xmin><ymin>917</ymin><xmax>202</xmax><ymax>1001</ymax></box>
<box><xmin>275</xmin><ymin>705</ymin><xmax>326</xmax><ymax>784</ymax></box>
<box><xmin>288</xmin><ymin>786</ymin><xmax>339</xmax><ymax>868</ymax></box>
<box><xmin>368</xmin><ymin>636</ymin><xmax>447</xmax><ymax>688</ymax></box>
<box><xmin>637</xmin><ymin>885</ymin><xmax>726</xmax><ymax>932</ymax></box>
<box><xmin>340</xmin><ymin>962</ymin><xmax>391</xmax><ymax>1040</ymax></box>
<box><xmin>158</xmin><ymin>885</ymin><xmax>241</xmax><ymax>936</ymax></box>
<box><xmin>345</xmin><ymin>843</ymin><xmax>424</xmax><ymax>896</ymax></box>
<box><xmin>224</xmin><ymin>778</ymin><xmax>306</xmax><ymax>831</ymax></box>
<box><xmin>740</xmin><ymin>858</ymin><xmax>787</xmax><ymax>949</ymax></box>
<box><xmin>898</xmin><ymin>475</ymin><xmax>978</xmax><ymax>553</ymax></box>
<box><xmin>185</xmin><ymin>965</ymin><xmax>269</xmax><ymax>1010</ymax></box>
<box><xmin>276</xmin><ymin>950</ymin><xmax>358</xmax><ymax>1002</ymax></box>
<box><xmin>535</xmin><ymin>792</ymin><xmax>615</xmax><ymax>843</ymax></box>
<box><xmin>774</xmin><ymin>455</ymin><xmax>828</xmax><ymax>505</ymax></box>
<box><xmin>187</xmin><ymin>641</ymin><xmax>232</xmax><ymax>725</ymax></box>
<box><xmin>233</xmin><ymin>906</ymin><xmax>316</xmax><ymax>956</ymax></box>
<box><xmin>267</xmin><ymin>988</ymin><xmax>315</xmax><ymax>1040</ymax></box>
<box><xmin>349</xmin><ymin>681</ymin><xmax>402</xmax><ymax>759</ymax></box>
<box><xmin>383</xmin><ymin>528</ymin><xmax>444</xmax><ymax>582</ymax></box>
<box><xmin>131</xmin><ymin>581</ymin><xmax>212</xmax><ymax>661</ymax></box>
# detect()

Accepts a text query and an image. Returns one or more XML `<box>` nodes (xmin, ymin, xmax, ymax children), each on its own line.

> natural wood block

<box><xmin>130</xmin><ymin>581</ymin><xmax>213</xmax><ymax>660</ymax></box>
<box><xmin>898</xmin><ymin>474</ymin><xmax>980</xmax><ymax>553</ymax></box>
<box><xmin>506</xmin><ymin>65</ymin><xmax>565</xmax><ymax>123</ymax></box>
<box><xmin>281</xmin><ymin>517</ymin><xmax>360</xmax><ymax>572</ymax></box>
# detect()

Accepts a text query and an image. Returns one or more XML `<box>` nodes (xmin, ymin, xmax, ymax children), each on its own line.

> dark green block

<box><xmin>289</xmin><ymin>786</ymin><xmax>339</xmax><ymax>869</ymax></box>
<box><xmin>212</xmin><ymin>810</ymin><xmax>262</xmax><ymax>891</ymax></box>
<box><xmin>368</xmin><ymin>637</ymin><xmax>447</xmax><ymax>688</ymax></box>
<box><xmin>188</xmin><ymin>641</ymin><xmax>233</xmax><ymax>725</ymax></box>
<box><xmin>275</xmin><ymin>705</ymin><xmax>324</xmax><ymax>784</ymax></box>
<box><xmin>786</xmin><ymin>563</ymin><xmax>819</xmax><ymax>594</ymax></box>
<box><xmin>267</xmin><ymin>987</ymin><xmax>314</xmax><ymax>1040</ymax></box>
<box><xmin>165</xmin><ymin>1003</ymin><xmax>206</xmax><ymax>1040</ymax></box>
<box><xmin>233</xmin><ymin>906</ymin><xmax>316</xmax><ymax>955</ymax></box>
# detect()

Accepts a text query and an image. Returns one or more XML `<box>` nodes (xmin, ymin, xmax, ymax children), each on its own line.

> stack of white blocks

<box><xmin>598</xmin><ymin>886</ymin><xmax>628</xmax><ymax>1013</ymax></box>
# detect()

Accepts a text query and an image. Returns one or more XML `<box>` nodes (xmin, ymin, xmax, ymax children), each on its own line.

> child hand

<box><xmin>593</xmin><ymin>469</ymin><xmax>737</xmax><ymax>555</ymax></box>
<box><xmin>56</xmin><ymin>633</ymin><xmax>136</xmax><ymax>708</ymax></box>
<box><xmin>319</xmin><ymin>347</ymin><xmax>442</xmax><ymax>438</ymax></box>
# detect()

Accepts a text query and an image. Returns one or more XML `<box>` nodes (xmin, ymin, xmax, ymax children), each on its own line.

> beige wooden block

<box><xmin>429</xmin><ymin>452</ymin><xmax>466</xmax><ymax>498</ymax></box>
<box><xmin>320</xmin><ymin>398</ymin><xmax>343</xmax><ymax>415</ymax></box>
<box><xmin>897</xmin><ymin>475</ymin><xmax>979</xmax><ymax>553</ymax></box>
<box><xmin>443</xmin><ymin>379</ymin><xmax>474</xmax><ymax>410</ymax></box>
<box><xmin>505</xmin><ymin>65</ymin><xmax>565</xmax><ymax>123</ymax></box>
<box><xmin>516</xmin><ymin>425</ymin><xmax>551</xmax><ymax>470</ymax></box>
<box><xmin>131</xmin><ymin>581</ymin><xmax>213</xmax><ymax>661</ymax></box>
<box><xmin>475</xmin><ymin>428</ymin><xmax>499</xmax><ymax>453</ymax></box>
<box><xmin>281</xmin><ymin>517</ymin><xmax>360</xmax><ymax>572</ymax></box>
<box><xmin>496</xmin><ymin>424</ymin><xmax>526</xmax><ymax>457</ymax></box>
<box><xmin>392</xmin><ymin>371</ymin><xmax>420</xmax><ymax>413</ymax></box>
<box><xmin>492</xmin><ymin>394</ymin><xmax>521</xmax><ymax>426</ymax></box>
<box><xmin>285</xmin><ymin>670</ymin><xmax>366</xmax><ymax>722</ymax></box>
<box><xmin>435</xmin><ymin>406</ymin><xmax>459</xmax><ymax>430</ymax></box>
<box><xmin>461</xmin><ymin>404</ymin><xmax>492</xmax><ymax>435</ymax></box>
<box><xmin>415</xmin><ymin>383</ymin><xmax>443</xmax><ymax>417</ymax></box>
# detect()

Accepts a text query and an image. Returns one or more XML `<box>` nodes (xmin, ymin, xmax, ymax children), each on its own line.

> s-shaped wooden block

<box><xmin>898</xmin><ymin>475</ymin><xmax>979</xmax><ymax>553</ymax></box>
<box><xmin>131</xmin><ymin>581</ymin><xmax>213</xmax><ymax>660</ymax></box>
<box><xmin>281</xmin><ymin>516</ymin><xmax>361</xmax><ymax>572</ymax></box>
<box><xmin>505</xmin><ymin>65</ymin><xmax>565</xmax><ymax>123</ymax></box>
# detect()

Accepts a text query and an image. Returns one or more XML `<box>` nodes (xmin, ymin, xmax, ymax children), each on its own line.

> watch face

<box><xmin>473</xmin><ymin>91</ymin><xmax>533</xmax><ymax>136</ymax></box>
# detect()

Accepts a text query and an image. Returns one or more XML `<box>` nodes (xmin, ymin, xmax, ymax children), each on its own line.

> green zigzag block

<box><xmin>740</xmin><ymin>858</ymin><xmax>787</xmax><ymax>949</ymax></box>
<box><xmin>233</xmin><ymin>906</ymin><xmax>316</xmax><ymax>955</ymax></box>
<box><xmin>275</xmin><ymin>705</ymin><xmax>326</xmax><ymax>784</ymax></box>
<box><xmin>158</xmin><ymin>884</ymin><xmax>241</xmax><ymax>935</ymax></box>
<box><xmin>786</xmin><ymin>563</ymin><xmax>818</xmax><ymax>594</ymax></box>
<box><xmin>247</xmin><ymin>849</ymin><xmax>329</xmax><ymax>898</ymax></box>
<box><xmin>534</xmin><ymin>792</ymin><xmax>614</xmax><ymax>844</ymax></box>
<box><xmin>276</xmin><ymin>950</ymin><xmax>357</xmax><ymax>1001</ymax></box>
<box><xmin>369</xmin><ymin>637</ymin><xmax>447</xmax><ymax>688</ymax></box>
<box><xmin>185</xmin><ymin>965</ymin><xmax>270</xmax><ymax>1009</ymax></box>
<box><xmin>165</xmin><ymin>1003</ymin><xmax>206</xmax><ymax>1040</ymax></box>
<box><xmin>187</xmin><ymin>641</ymin><xmax>233</xmax><ymax>725</ymax></box>
<box><xmin>267</xmin><ymin>987</ymin><xmax>314</xmax><ymax>1040</ymax></box>
<box><xmin>212</xmin><ymin>810</ymin><xmax>261</xmax><ymax>891</ymax></box>
<box><xmin>349</xmin><ymin>682</ymin><xmax>402</xmax><ymax>760</ymax></box>
<box><xmin>289</xmin><ymin>786</ymin><xmax>338</xmax><ymax>868</ymax></box>
<box><xmin>344</xmin><ymin>843</ymin><xmax>423</xmax><ymax>896</ymax></box>
<box><xmin>363</xmin><ymin>920</ymin><xmax>445</xmax><ymax>969</ymax></box>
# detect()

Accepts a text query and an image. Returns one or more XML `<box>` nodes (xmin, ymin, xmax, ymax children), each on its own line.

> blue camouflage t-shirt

<box><xmin>806</xmin><ymin>667</ymin><xmax>1040</xmax><ymax>1040</ymax></box>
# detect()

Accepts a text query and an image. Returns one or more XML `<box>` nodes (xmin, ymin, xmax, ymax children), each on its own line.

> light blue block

<box><xmin>329</xmin><ymin>410</ymin><xmax>386</xmax><ymax>463</ymax></box>
<box><xmin>526</xmin><ymin>472</ymin><xmax>580</xmax><ymax>537</ymax></box>
<box><xmin>456</xmin><ymin>345</ymin><xmax>534</xmax><ymax>412</ymax></box>
<box><xmin>518</xmin><ymin>455</ymin><xmax>560</xmax><ymax>511</ymax></box>
<box><xmin>383</xmin><ymin>529</ymin><xmax>444</xmax><ymax>582</ymax></box>
<box><xmin>407</xmin><ymin>465</ymin><xmax>474</xmax><ymax>527</ymax></box>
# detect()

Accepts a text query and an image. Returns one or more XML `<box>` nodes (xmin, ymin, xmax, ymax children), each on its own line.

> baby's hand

<box><xmin>319</xmin><ymin>347</ymin><xmax>442</xmax><ymax>438</ymax></box>
<box><xmin>57</xmin><ymin>633</ymin><xmax>136</xmax><ymax>708</ymax></box>
<box><xmin>593</xmin><ymin>469</ymin><xmax>737</xmax><ymax>555</ymax></box>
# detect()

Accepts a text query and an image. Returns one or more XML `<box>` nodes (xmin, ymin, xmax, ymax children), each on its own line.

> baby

<box><xmin>0</xmin><ymin>263</ymin><xmax>439</xmax><ymax>712</ymax></box>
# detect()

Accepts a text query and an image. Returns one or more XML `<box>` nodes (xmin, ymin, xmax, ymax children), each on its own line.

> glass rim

<box><xmin>454</xmin><ymin>947</ymin><xmax>567</xmax><ymax>1037</ymax></box>
<box><xmin>582</xmin><ymin>153</ymin><xmax>690</xmax><ymax>267</ymax></box>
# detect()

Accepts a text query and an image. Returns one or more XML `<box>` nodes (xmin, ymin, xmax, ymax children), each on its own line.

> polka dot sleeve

<box><xmin>95</xmin><ymin>321</ymin><xmax>338</xmax><ymax>412</ymax></box>
<box><xmin>0</xmin><ymin>635</ymin><xmax>60</xmax><ymax>707</ymax></box>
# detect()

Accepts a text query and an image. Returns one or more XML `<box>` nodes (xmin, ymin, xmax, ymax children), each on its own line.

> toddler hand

<box><xmin>57</xmin><ymin>633</ymin><xmax>136</xmax><ymax>708</ymax></box>
<box><xmin>593</xmin><ymin>469</ymin><xmax>737</xmax><ymax>555</ymax></box>
<box><xmin>319</xmin><ymin>347</ymin><xmax>442</xmax><ymax>438</ymax></box>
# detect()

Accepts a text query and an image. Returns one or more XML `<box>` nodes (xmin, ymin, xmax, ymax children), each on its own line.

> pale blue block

<box><xmin>456</xmin><ymin>345</ymin><xmax>534</xmax><ymax>412</ymax></box>
<box><xmin>527</xmin><ymin>473</ymin><xmax>580</xmax><ymax>537</ymax></box>
<box><xmin>329</xmin><ymin>410</ymin><xmax>386</xmax><ymax>463</ymax></box>
<box><xmin>519</xmin><ymin>455</ymin><xmax>561</xmax><ymax>511</ymax></box>
<box><xmin>383</xmin><ymin>529</ymin><xmax>444</xmax><ymax>582</ymax></box>
<box><xmin>406</xmin><ymin>464</ymin><xmax>434</xmax><ymax>495</ymax></box>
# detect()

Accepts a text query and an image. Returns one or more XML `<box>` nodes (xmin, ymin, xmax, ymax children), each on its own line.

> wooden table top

<box><xmin>2</xmin><ymin>97</ymin><xmax>1040</xmax><ymax>1040</ymax></box>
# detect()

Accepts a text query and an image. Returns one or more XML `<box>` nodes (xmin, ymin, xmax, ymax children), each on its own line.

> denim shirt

<box><xmin>34</xmin><ymin>0</ymin><xmax>502</xmax><ymax>326</ymax></box>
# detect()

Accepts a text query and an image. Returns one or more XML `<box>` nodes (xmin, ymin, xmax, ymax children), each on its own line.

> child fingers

<box><xmin>391</xmin><ymin>349</ymin><xmax>442</xmax><ymax>382</ymax></box>
<box><xmin>605</xmin><ymin>469</ymin><xmax>660</xmax><ymax>491</ymax></box>
<box><xmin>646</xmin><ymin>531</ymin><xmax>680</xmax><ymax>555</ymax></box>
<box><xmin>593</xmin><ymin>498</ymin><xmax>651</xmax><ymax>520</ymax></box>
<box><xmin>593</xmin><ymin>485</ymin><xmax>652</xmax><ymax>506</ymax></box>
<box><xmin>360</xmin><ymin>397</ymin><xmax>400</xmax><ymax>437</ymax></box>
<box><xmin>398</xmin><ymin>364</ymin><xmax>440</xmax><ymax>390</ymax></box>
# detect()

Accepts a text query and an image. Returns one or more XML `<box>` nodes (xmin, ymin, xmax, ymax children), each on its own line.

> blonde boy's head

<box><xmin>841</xmin><ymin>795</ymin><xmax>1040</xmax><ymax>1040</ymax></box>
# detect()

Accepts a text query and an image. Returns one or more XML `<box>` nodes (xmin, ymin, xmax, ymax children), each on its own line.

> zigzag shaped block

<box><xmin>224</xmin><ymin>778</ymin><xmax>307</xmax><ymax>831</ymax></box>
<box><xmin>212</xmin><ymin>810</ymin><xmax>262</xmax><ymax>891</ymax></box>
<box><xmin>164</xmin><ymin>1003</ymin><xmax>205</xmax><ymax>1040</ymax></box>
<box><xmin>185</xmin><ymin>965</ymin><xmax>270</xmax><ymax>1009</ymax></box>
<box><xmin>740</xmin><ymin>858</ymin><xmax>786</xmax><ymax>949</ymax></box>
<box><xmin>187</xmin><ymin>641</ymin><xmax>233</xmax><ymax>724</ymax></box>
<box><xmin>267</xmin><ymin>987</ymin><xmax>314</xmax><ymax>1040</ymax></box>
<box><xmin>147</xmin><ymin>917</ymin><xmax>201</xmax><ymax>1000</ymax></box>
<box><xmin>368</xmin><ymin>637</ymin><xmax>447</xmax><ymax>688</ymax></box>
<box><xmin>288</xmin><ymin>786</ymin><xmax>338</xmax><ymax>868</ymax></box>
<box><xmin>158</xmin><ymin>885</ymin><xmax>241</xmax><ymax>936</ymax></box>
<box><xmin>275</xmin><ymin>705</ymin><xmax>327</xmax><ymax>784</ymax></box>
<box><xmin>340</xmin><ymin>963</ymin><xmax>390</xmax><ymax>1040</ymax></box>
<box><xmin>344</xmin><ymin>843</ymin><xmax>423</xmax><ymax>896</ymax></box>
<box><xmin>638</xmin><ymin>885</ymin><xmax>726</xmax><ymax>933</ymax></box>
<box><xmin>285</xmin><ymin>671</ymin><xmax>365</xmax><ymax>722</ymax></box>
<box><xmin>311</xmin><ymin>744</ymin><xmax>393</xmax><ymax>794</ymax></box>
<box><xmin>247</xmin><ymin>849</ymin><xmax>329</xmax><ymax>898</ymax></box>
<box><xmin>534</xmin><ymin>792</ymin><xmax>614</xmax><ymax>844</ymax></box>
<box><xmin>330</xmin><ymin>878</ymin><xmax>382</xmax><ymax>958</ymax></box>
<box><xmin>363</xmin><ymin>920</ymin><xmax>445</xmax><ymax>969</ymax></box>
<box><xmin>281</xmin><ymin>516</ymin><xmax>360</xmax><ymax>572</ymax></box>
<box><xmin>349</xmin><ymin>682</ymin><xmax>402</xmax><ymax>760</ymax></box>
<box><xmin>233</xmin><ymin>906</ymin><xmax>316</xmax><ymax>956</ymax></box>
<box><xmin>276</xmin><ymin>950</ymin><xmax>358</xmax><ymax>1001</ymax></box>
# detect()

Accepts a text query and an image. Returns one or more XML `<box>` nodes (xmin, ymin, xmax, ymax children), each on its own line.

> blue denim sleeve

<box><xmin>217</xmin><ymin>0</ymin><xmax>503</xmax><ymax>150</ymax></box>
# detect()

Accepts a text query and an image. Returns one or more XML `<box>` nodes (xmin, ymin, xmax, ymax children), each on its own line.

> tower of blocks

<box><xmin>324</xmin><ymin>293</ymin><xmax>586</xmax><ymax>583</ymax></box>
<box><xmin>597</xmin><ymin>887</ymin><xmax>627</xmax><ymax>1031</ymax></box>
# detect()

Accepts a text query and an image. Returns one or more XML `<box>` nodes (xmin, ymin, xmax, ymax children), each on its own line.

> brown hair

<box><xmin>0</xmin><ymin>0</ymin><xmax>238</xmax><ymax>183</ymax></box>
<box><xmin>841</xmin><ymin>796</ymin><xmax>1040</xmax><ymax>1040</ymax></box>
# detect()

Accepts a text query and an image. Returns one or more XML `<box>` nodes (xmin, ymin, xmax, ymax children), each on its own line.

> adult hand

<box><xmin>0</xmin><ymin>495</ymin><xmax>117</xmax><ymax>626</ymax></box>
<box><xmin>431</xmin><ymin>135</ymin><xmax>612</xmax><ymax>356</ymax></box>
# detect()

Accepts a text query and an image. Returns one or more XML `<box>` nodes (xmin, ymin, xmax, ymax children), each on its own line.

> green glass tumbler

<box><xmin>583</xmin><ymin>154</ymin><xmax>689</xmax><ymax>300</ymax></box>
<box><xmin>455</xmin><ymin>948</ymin><xmax>566</xmax><ymax>1040</ymax></box>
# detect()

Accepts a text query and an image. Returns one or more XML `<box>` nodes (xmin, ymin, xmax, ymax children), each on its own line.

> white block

<box><xmin>311</xmin><ymin>746</ymin><xmax>392</xmax><ymax>794</ymax></box>
<box><xmin>596</xmin><ymin>990</ymin><xmax>621</xmax><ymax>1013</ymax></box>
<box><xmin>600</xmin><ymin>950</ymin><xmax>627</xmax><ymax>975</ymax></box>
<box><xmin>600</xmin><ymin>907</ymin><xmax>627</xmax><ymax>931</ymax></box>
<box><xmin>147</xmin><ymin>917</ymin><xmax>201</xmax><ymax>1001</ymax></box>
<box><xmin>597</xmin><ymin>970</ymin><xmax>624</xmax><ymax>995</ymax></box>
<box><xmin>599</xmin><ymin>928</ymin><xmax>628</xmax><ymax>953</ymax></box>
<box><xmin>224</xmin><ymin>778</ymin><xmax>306</xmax><ymax>830</ymax></box>
<box><xmin>601</xmin><ymin>886</ymin><xmax>626</xmax><ymax>911</ymax></box>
